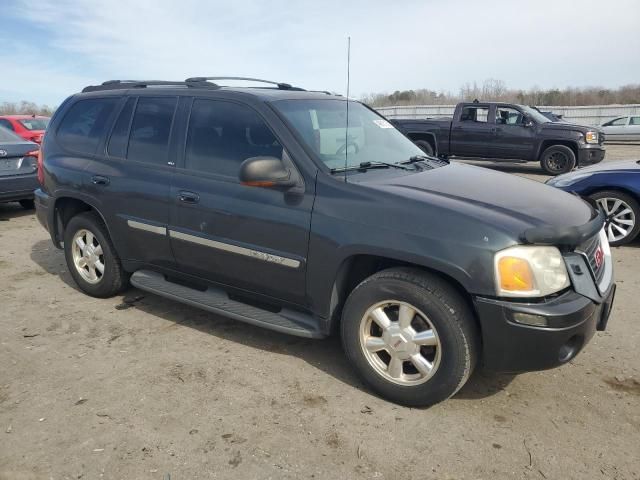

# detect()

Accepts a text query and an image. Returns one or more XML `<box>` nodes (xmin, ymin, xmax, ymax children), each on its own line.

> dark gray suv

<box><xmin>35</xmin><ymin>78</ymin><xmax>615</xmax><ymax>406</ymax></box>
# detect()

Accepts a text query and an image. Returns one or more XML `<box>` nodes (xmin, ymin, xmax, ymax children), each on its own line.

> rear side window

<box><xmin>630</xmin><ymin>116</ymin><xmax>640</xmax><ymax>125</ymax></box>
<box><xmin>127</xmin><ymin>97</ymin><xmax>177</xmax><ymax>165</ymax></box>
<box><xmin>57</xmin><ymin>98</ymin><xmax>118</xmax><ymax>154</ymax></box>
<box><xmin>185</xmin><ymin>99</ymin><xmax>283</xmax><ymax>178</ymax></box>
<box><xmin>107</xmin><ymin>97</ymin><xmax>136</xmax><ymax>158</ymax></box>
<box><xmin>0</xmin><ymin>119</ymin><xmax>14</xmax><ymax>131</ymax></box>
<box><xmin>460</xmin><ymin>106</ymin><xmax>489</xmax><ymax>123</ymax></box>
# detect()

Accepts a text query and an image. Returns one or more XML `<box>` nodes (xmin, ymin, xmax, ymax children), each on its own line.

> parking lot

<box><xmin>1</xmin><ymin>146</ymin><xmax>639</xmax><ymax>480</ymax></box>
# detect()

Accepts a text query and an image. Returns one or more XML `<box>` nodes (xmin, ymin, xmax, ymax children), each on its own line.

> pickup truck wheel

<box><xmin>341</xmin><ymin>267</ymin><xmax>479</xmax><ymax>407</ymax></box>
<box><xmin>590</xmin><ymin>190</ymin><xmax>640</xmax><ymax>246</ymax></box>
<box><xmin>414</xmin><ymin>140</ymin><xmax>434</xmax><ymax>156</ymax></box>
<box><xmin>63</xmin><ymin>212</ymin><xmax>129</xmax><ymax>298</ymax></box>
<box><xmin>540</xmin><ymin>145</ymin><xmax>576</xmax><ymax>175</ymax></box>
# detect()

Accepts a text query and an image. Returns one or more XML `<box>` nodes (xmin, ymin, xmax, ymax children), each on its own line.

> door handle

<box><xmin>178</xmin><ymin>191</ymin><xmax>200</xmax><ymax>204</ymax></box>
<box><xmin>91</xmin><ymin>175</ymin><xmax>110</xmax><ymax>186</ymax></box>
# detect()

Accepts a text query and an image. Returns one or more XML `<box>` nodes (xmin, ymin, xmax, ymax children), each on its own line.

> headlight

<box><xmin>547</xmin><ymin>172</ymin><xmax>592</xmax><ymax>187</ymax></box>
<box><xmin>585</xmin><ymin>131</ymin><xmax>599</xmax><ymax>144</ymax></box>
<box><xmin>494</xmin><ymin>245</ymin><xmax>570</xmax><ymax>297</ymax></box>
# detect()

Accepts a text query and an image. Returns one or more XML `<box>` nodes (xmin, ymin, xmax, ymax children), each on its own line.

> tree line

<box><xmin>0</xmin><ymin>101</ymin><xmax>56</xmax><ymax>116</ymax></box>
<box><xmin>362</xmin><ymin>79</ymin><xmax>640</xmax><ymax>107</ymax></box>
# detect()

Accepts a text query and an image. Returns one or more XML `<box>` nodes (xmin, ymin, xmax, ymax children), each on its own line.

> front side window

<box><xmin>496</xmin><ymin>107</ymin><xmax>525</xmax><ymax>126</ymax></box>
<box><xmin>57</xmin><ymin>98</ymin><xmax>119</xmax><ymax>154</ymax></box>
<box><xmin>185</xmin><ymin>99</ymin><xmax>283</xmax><ymax>178</ymax></box>
<box><xmin>273</xmin><ymin>99</ymin><xmax>425</xmax><ymax>170</ymax></box>
<box><xmin>127</xmin><ymin>97</ymin><xmax>177</xmax><ymax>165</ymax></box>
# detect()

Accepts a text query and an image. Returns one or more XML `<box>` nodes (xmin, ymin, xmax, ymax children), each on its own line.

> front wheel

<box><xmin>341</xmin><ymin>268</ymin><xmax>479</xmax><ymax>407</ymax></box>
<box><xmin>540</xmin><ymin>145</ymin><xmax>576</xmax><ymax>175</ymax></box>
<box><xmin>590</xmin><ymin>190</ymin><xmax>640</xmax><ymax>246</ymax></box>
<box><xmin>63</xmin><ymin>212</ymin><xmax>129</xmax><ymax>298</ymax></box>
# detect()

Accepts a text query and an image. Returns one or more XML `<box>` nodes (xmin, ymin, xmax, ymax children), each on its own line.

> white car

<box><xmin>601</xmin><ymin>115</ymin><xmax>640</xmax><ymax>142</ymax></box>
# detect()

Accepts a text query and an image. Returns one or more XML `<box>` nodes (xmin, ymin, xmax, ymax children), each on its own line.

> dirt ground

<box><xmin>1</xmin><ymin>145</ymin><xmax>639</xmax><ymax>480</ymax></box>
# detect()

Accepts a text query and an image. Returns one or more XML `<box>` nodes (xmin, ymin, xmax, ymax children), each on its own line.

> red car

<box><xmin>0</xmin><ymin>115</ymin><xmax>50</xmax><ymax>144</ymax></box>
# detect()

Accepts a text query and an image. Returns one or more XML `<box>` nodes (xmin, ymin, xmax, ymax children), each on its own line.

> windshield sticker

<box><xmin>373</xmin><ymin>119</ymin><xmax>393</xmax><ymax>129</ymax></box>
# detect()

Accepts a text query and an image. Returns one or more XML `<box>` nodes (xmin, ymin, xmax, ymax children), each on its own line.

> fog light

<box><xmin>512</xmin><ymin>312</ymin><xmax>549</xmax><ymax>327</ymax></box>
<box><xmin>558</xmin><ymin>335</ymin><xmax>583</xmax><ymax>363</ymax></box>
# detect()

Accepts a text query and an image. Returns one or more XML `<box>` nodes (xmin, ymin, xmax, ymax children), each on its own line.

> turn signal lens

<box><xmin>497</xmin><ymin>256</ymin><xmax>534</xmax><ymax>292</ymax></box>
<box><xmin>494</xmin><ymin>245</ymin><xmax>570</xmax><ymax>298</ymax></box>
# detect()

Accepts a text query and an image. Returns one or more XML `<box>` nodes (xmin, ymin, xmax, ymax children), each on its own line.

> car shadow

<box><xmin>30</xmin><ymin>238</ymin><xmax>522</xmax><ymax>404</ymax></box>
<box><xmin>0</xmin><ymin>202</ymin><xmax>34</xmax><ymax>221</ymax></box>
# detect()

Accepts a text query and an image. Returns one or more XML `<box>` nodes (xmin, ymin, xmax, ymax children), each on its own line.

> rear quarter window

<box><xmin>57</xmin><ymin>98</ymin><xmax>119</xmax><ymax>154</ymax></box>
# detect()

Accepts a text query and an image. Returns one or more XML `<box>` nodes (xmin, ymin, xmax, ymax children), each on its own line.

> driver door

<box><xmin>169</xmin><ymin>98</ymin><xmax>314</xmax><ymax>305</ymax></box>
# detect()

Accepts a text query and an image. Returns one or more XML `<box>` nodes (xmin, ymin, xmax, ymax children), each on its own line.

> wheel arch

<box><xmin>52</xmin><ymin>195</ymin><xmax>111</xmax><ymax>248</ymax></box>
<box><xmin>538</xmin><ymin>140</ymin><xmax>579</xmax><ymax>161</ymax></box>
<box><xmin>326</xmin><ymin>253</ymin><xmax>479</xmax><ymax>336</ymax></box>
<box><xmin>406</xmin><ymin>132</ymin><xmax>438</xmax><ymax>154</ymax></box>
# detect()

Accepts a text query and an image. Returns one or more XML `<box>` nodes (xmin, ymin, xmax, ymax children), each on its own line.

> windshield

<box><xmin>273</xmin><ymin>99</ymin><xmax>425</xmax><ymax>170</ymax></box>
<box><xmin>520</xmin><ymin>106</ymin><xmax>551</xmax><ymax>124</ymax></box>
<box><xmin>19</xmin><ymin>118</ymin><xmax>49</xmax><ymax>130</ymax></box>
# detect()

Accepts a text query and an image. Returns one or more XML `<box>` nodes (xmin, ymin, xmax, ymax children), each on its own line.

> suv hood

<box><xmin>363</xmin><ymin>163</ymin><xmax>593</xmax><ymax>241</ymax></box>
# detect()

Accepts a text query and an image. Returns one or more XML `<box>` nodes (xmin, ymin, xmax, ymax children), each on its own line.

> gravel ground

<box><xmin>1</xmin><ymin>145</ymin><xmax>639</xmax><ymax>480</ymax></box>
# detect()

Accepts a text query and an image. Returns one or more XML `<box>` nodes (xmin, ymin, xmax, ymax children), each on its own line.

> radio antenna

<box><xmin>344</xmin><ymin>36</ymin><xmax>351</xmax><ymax>183</ymax></box>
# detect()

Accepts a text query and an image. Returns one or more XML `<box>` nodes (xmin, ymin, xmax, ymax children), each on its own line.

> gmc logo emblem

<box><xmin>594</xmin><ymin>245</ymin><xmax>604</xmax><ymax>269</ymax></box>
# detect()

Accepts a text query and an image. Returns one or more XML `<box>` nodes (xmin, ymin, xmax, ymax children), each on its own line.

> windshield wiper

<box><xmin>331</xmin><ymin>161</ymin><xmax>411</xmax><ymax>174</ymax></box>
<box><xmin>401</xmin><ymin>155</ymin><xmax>450</xmax><ymax>166</ymax></box>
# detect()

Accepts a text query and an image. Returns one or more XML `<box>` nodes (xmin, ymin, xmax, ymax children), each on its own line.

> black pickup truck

<box><xmin>391</xmin><ymin>102</ymin><xmax>605</xmax><ymax>175</ymax></box>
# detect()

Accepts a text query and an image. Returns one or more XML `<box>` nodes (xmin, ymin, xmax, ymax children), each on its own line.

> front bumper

<box><xmin>474</xmin><ymin>283</ymin><xmax>615</xmax><ymax>372</ymax></box>
<box><xmin>577</xmin><ymin>145</ymin><xmax>605</xmax><ymax>166</ymax></box>
<box><xmin>0</xmin><ymin>173</ymin><xmax>38</xmax><ymax>202</ymax></box>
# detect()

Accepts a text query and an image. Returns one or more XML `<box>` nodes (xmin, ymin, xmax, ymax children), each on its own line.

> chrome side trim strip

<box><xmin>169</xmin><ymin>230</ymin><xmax>301</xmax><ymax>269</ymax></box>
<box><xmin>127</xmin><ymin>220</ymin><xmax>167</xmax><ymax>235</ymax></box>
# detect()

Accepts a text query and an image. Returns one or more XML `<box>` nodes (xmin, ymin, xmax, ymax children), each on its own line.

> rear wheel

<box><xmin>64</xmin><ymin>212</ymin><xmax>129</xmax><ymax>297</ymax></box>
<box><xmin>540</xmin><ymin>145</ymin><xmax>576</xmax><ymax>175</ymax></box>
<box><xmin>413</xmin><ymin>140</ymin><xmax>434</xmax><ymax>156</ymax></box>
<box><xmin>19</xmin><ymin>199</ymin><xmax>35</xmax><ymax>210</ymax></box>
<box><xmin>590</xmin><ymin>190</ymin><xmax>640</xmax><ymax>246</ymax></box>
<box><xmin>341</xmin><ymin>268</ymin><xmax>479</xmax><ymax>407</ymax></box>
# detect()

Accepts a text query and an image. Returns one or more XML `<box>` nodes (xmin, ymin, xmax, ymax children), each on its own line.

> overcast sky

<box><xmin>2</xmin><ymin>0</ymin><xmax>639</xmax><ymax>106</ymax></box>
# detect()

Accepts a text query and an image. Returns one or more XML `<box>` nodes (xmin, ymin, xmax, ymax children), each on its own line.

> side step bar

<box><xmin>130</xmin><ymin>270</ymin><xmax>324</xmax><ymax>339</ymax></box>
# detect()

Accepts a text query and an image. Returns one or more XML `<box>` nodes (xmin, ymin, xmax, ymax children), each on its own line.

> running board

<box><xmin>130</xmin><ymin>270</ymin><xmax>324</xmax><ymax>339</ymax></box>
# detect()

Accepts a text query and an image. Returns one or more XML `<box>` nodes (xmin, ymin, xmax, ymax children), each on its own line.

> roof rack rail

<box><xmin>82</xmin><ymin>79</ymin><xmax>218</xmax><ymax>93</ymax></box>
<box><xmin>184</xmin><ymin>76</ymin><xmax>305</xmax><ymax>91</ymax></box>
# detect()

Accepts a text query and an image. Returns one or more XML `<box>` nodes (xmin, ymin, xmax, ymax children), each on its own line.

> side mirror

<box><xmin>239</xmin><ymin>156</ymin><xmax>296</xmax><ymax>189</ymax></box>
<box><xmin>523</xmin><ymin>117</ymin><xmax>534</xmax><ymax>127</ymax></box>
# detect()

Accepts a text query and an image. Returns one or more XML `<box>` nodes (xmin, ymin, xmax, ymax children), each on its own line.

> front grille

<box><xmin>578</xmin><ymin>234</ymin><xmax>605</xmax><ymax>284</ymax></box>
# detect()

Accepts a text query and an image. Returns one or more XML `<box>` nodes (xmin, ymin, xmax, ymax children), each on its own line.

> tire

<box><xmin>590</xmin><ymin>190</ymin><xmax>640</xmax><ymax>246</ymax></box>
<box><xmin>413</xmin><ymin>140</ymin><xmax>434</xmax><ymax>156</ymax></box>
<box><xmin>63</xmin><ymin>211</ymin><xmax>129</xmax><ymax>298</ymax></box>
<box><xmin>540</xmin><ymin>145</ymin><xmax>576</xmax><ymax>175</ymax></box>
<box><xmin>19</xmin><ymin>199</ymin><xmax>35</xmax><ymax>210</ymax></box>
<box><xmin>340</xmin><ymin>267</ymin><xmax>479</xmax><ymax>407</ymax></box>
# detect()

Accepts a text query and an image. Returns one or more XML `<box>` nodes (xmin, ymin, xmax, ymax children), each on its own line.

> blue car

<box><xmin>546</xmin><ymin>160</ymin><xmax>640</xmax><ymax>246</ymax></box>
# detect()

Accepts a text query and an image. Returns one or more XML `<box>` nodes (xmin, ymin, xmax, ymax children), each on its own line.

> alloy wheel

<box><xmin>597</xmin><ymin>197</ymin><xmax>636</xmax><ymax>243</ymax></box>
<box><xmin>71</xmin><ymin>229</ymin><xmax>105</xmax><ymax>284</ymax></box>
<box><xmin>359</xmin><ymin>300</ymin><xmax>441</xmax><ymax>386</ymax></box>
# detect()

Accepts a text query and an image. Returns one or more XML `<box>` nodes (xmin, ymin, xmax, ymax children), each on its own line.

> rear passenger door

<box><xmin>169</xmin><ymin>98</ymin><xmax>312</xmax><ymax>306</ymax></box>
<box><xmin>450</xmin><ymin>104</ymin><xmax>492</xmax><ymax>157</ymax></box>
<box><xmin>82</xmin><ymin>95</ymin><xmax>177</xmax><ymax>268</ymax></box>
